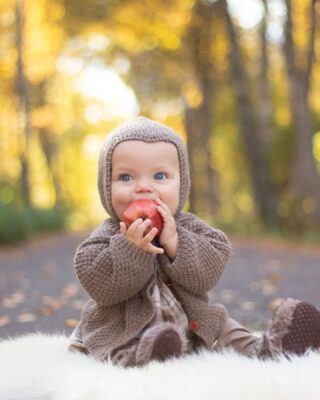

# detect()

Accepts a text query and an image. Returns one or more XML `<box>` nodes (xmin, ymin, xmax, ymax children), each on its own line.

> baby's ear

<box><xmin>119</xmin><ymin>221</ymin><xmax>127</xmax><ymax>235</ymax></box>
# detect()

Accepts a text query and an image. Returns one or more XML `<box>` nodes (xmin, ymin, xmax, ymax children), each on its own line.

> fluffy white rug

<box><xmin>0</xmin><ymin>333</ymin><xmax>319</xmax><ymax>400</ymax></box>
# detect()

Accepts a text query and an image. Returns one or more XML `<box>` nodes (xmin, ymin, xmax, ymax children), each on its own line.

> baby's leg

<box><xmin>215</xmin><ymin>318</ymin><xmax>260</xmax><ymax>356</ymax></box>
<box><xmin>218</xmin><ymin>299</ymin><xmax>320</xmax><ymax>360</ymax></box>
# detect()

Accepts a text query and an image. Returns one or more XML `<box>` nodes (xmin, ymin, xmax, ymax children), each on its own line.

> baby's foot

<box><xmin>135</xmin><ymin>322</ymin><xmax>187</xmax><ymax>365</ymax></box>
<box><xmin>256</xmin><ymin>299</ymin><xmax>320</xmax><ymax>359</ymax></box>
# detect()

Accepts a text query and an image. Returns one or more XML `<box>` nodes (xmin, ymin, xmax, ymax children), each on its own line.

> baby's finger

<box><xmin>155</xmin><ymin>198</ymin><xmax>166</xmax><ymax>208</ymax></box>
<box><xmin>126</xmin><ymin>218</ymin><xmax>143</xmax><ymax>237</ymax></box>
<box><xmin>134</xmin><ymin>219</ymin><xmax>151</xmax><ymax>238</ymax></box>
<box><xmin>142</xmin><ymin>226</ymin><xmax>159</xmax><ymax>243</ymax></box>
<box><xmin>156</xmin><ymin>205</ymin><xmax>167</xmax><ymax>216</ymax></box>
<box><xmin>156</xmin><ymin>200</ymin><xmax>171</xmax><ymax>215</ymax></box>
<box><xmin>156</xmin><ymin>205</ymin><xmax>172</xmax><ymax>222</ymax></box>
<box><xmin>119</xmin><ymin>222</ymin><xmax>127</xmax><ymax>235</ymax></box>
<box><xmin>147</xmin><ymin>243</ymin><xmax>164</xmax><ymax>254</ymax></box>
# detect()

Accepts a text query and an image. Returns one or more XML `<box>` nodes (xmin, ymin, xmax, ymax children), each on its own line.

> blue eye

<box><xmin>120</xmin><ymin>174</ymin><xmax>132</xmax><ymax>182</ymax></box>
<box><xmin>154</xmin><ymin>172</ymin><xmax>167</xmax><ymax>180</ymax></box>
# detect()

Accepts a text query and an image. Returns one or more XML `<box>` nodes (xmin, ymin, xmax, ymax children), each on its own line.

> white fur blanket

<box><xmin>0</xmin><ymin>333</ymin><xmax>320</xmax><ymax>400</ymax></box>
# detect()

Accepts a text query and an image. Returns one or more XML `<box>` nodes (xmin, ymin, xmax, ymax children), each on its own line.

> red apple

<box><xmin>122</xmin><ymin>199</ymin><xmax>163</xmax><ymax>236</ymax></box>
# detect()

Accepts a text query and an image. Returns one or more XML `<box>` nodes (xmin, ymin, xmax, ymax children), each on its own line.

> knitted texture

<box><xmin>98</xmin><ymin>116</ymin><xmax>190</xmax><ymax>221</ymax></box>
<box><xmin>73</xmin><ymin>212</ymin><xmax>231</xmax><ymax>361</ymax></box>
<box><xmin>72</xmin><ymin>116</ymin><xmax>232</xmax><ymax>362</ymax></box>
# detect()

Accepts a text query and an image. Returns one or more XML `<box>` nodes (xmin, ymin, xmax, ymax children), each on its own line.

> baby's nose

<box><xmin>136</xmin><ymin>179</ymin><xmax>153</xmax><ymax>193</ymax></box>
<box><xmin>136</xmin><ymin>184</ymin><xmax>152</xmax><ymax>193</ymax></box>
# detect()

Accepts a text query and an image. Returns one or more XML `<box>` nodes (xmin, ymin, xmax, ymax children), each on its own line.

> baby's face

<box><xmin>111</xmin><ymin>140</ymin><xmax>180</xmax><ymax>220</ymax></box>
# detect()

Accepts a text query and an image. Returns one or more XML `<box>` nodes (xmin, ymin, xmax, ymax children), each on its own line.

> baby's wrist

<box><xmin>162</xmin><ymin>233</ymin><xmax>178</xmax><ymax>260</ymax></box>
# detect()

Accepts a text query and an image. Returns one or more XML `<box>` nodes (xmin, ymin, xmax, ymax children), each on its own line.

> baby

<box><xmin>70</xmin><ymin>117</ymin><xmax>320</xmax><ymax>366</ymax></box>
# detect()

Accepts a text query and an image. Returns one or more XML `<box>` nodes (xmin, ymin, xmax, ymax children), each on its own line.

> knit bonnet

<box><xmin>98</xmin><ymin>117</ymin><xmax>190</xmax><ymax>222</ymax></box>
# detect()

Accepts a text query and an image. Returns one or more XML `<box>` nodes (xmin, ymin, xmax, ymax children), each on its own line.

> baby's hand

<box><xmin>120</xmin><ymin>219</ymin><xmax>164</xmax><ymax>255</ymax></box>
<box><xmin>155</xmin><ymin>199</ymin><xmax>178</xmax><ymax>260</ymax></box>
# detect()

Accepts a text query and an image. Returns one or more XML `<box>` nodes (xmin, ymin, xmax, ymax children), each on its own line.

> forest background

<box><xmin>1</xmin><ymin>0</ymin><xmax>320</xmax><ymax>245</ymax></box>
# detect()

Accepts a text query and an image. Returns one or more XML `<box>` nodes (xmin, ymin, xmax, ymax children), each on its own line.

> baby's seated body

<box><xmin>70</xmin><ymin>117</ymin><xmax>320</xmax><ymax>366</ymax></box>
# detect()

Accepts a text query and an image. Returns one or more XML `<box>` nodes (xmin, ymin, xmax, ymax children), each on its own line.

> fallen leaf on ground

<box><xmin>72</xmin><ymin>300</ymin><xmax>85</xmax><ymax>309</ymax></box>
<box><xmin>262</xmin><ymin>282</ymin><xmax>277</xmax><ymax>296</ymax></box>
<box><xmin>42</xmin><ymin>296</ymin><xmax>63</xmax><ymax>311</ymax></box>
<box><xmin>50</xmin><ymin>299</ymin><xmax>63</xmax><ymax>311</ymax></box>
<box><xmin>62</xmin><ymin>283</ymin><xmax>79</xmax><ymax>299</ymax></box>
<box><xmin>0</xmin><ymin>315</ymin><xmax>11</xmax><ymax>327</ymax></box>
<box><xmin>17</xmin><ymin>313</ymin><xmax>37</xmax><ymax>323</ymax></box>
<box><xmin>220</xmin><ymin>289</ymin><xmax>235</xmax><ymax>303</ymax></box>
<box><xmin>266</xmin><ymin>272</ymin><xmax>283</xmax><ymax>283</ymax></box>
<box><xmin>39</xmin><ymin>306</ymin><xmax>54</xmax><ymax>317</ymax></box>
<box><xmin>2</xmin><ymin>291</ymin><xmax>26</xmax><ymax>308</ymax></box>
<box><xmin>241</xmin><ymin>301</ymin><xmax>256</xmax><ymax>311</ymax></box>
<box><xmin>2</xmin><ymin>297</ymin><xmax>17</xmax><ymax>308</ymax></box>
<box><xmin>65</xmin><ymin>318</ymin><xmax>78</xmax><ymax>328</ymax></box>
<box><xmin>268</xmin><ymin>297</ymin><xmax>284</xmax><ymax>311</ymax></box>
<box><xmin>11</xmin><ymin>291</ymin><xmax>25</xmax><ymax>304</ymax></box>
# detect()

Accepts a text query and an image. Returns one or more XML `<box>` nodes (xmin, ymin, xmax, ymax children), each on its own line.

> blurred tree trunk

<box><xmin>15</xmin><ymin>0</ymin><xmax>31</xmax><ymax>206</ymax></box>
<box><xmin>184</xmin><ymin>0</ymin><xmax>219</xmax><ymax>219</ymax></box>
<box><xmin>259</xmin><ymin>0</ymin><xmax>273</xmax><ymax>148</ymax></box>
<box><xmin>218</xmin><ymin>0</ymin><xmax>279</xmax><ymax>227</ymax></box>
<box><xmin>283</xmin><ymin>0</ymin><xmax>320</xmax><ymax>227</ymax></box>
<box><xmin>36</xmin><ymin>81</ymin><xmax>63</xmax><ymax>205</ymax></box>
<box><xmin>38</xmin><ymin>128</ymin><xmax>63</xmax><ymax>204</ymax></box>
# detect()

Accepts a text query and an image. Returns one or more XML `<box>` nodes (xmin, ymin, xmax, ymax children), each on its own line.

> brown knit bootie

<box><xmin>256</xmin><ymin>298</ymin><xmax>320</xmax><ymax>359</ymax></box>
<box><xmin>135</xmin><ymin>322</ymin><xmax>187</xmax><ymax>366</ymax></box>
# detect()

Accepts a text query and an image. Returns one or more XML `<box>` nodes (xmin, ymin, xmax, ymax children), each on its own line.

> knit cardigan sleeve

<box><xmin>162</xmin><ymin>212</ymin><xmax>232</xmax><ymax>295</ymax></box>
<box><xmin>74</xmin><ymin>220</ymin><xmax>156</xmax><ymax>306</ymax></box>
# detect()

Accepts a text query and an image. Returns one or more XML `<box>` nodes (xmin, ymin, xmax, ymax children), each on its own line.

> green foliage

<box><xmin>269</xmin><ymin>124</ymin><xmax>295</xmax><ymax>190</ymax></box>
<box><xmin>213</xmin><ymin>215</ymin><xmax>264</xmax><ymax>238</ymax></box>
<box><xmin>215</xmin><ymin>213</ymin><xmax>320</xmax><ymax>249</ymax></box>
<box><xmin>0</xmin><ymin>204</ymin><xmax>68</xmax><ymax>244</ymax></box>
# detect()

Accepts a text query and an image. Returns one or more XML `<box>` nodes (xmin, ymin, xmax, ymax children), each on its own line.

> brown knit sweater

<box><xmin>74</xmin><ymin>211</ymin><xmax>231</xmax><ymax>360</ymax></box>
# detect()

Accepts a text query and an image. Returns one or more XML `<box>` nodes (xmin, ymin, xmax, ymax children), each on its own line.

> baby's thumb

<box><xmin>119</xmin><ymin>222</ymin><xmax>127</xmax><ymax>235</ymax></box>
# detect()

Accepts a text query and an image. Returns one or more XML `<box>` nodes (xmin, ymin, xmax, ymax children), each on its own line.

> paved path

<box><xmin>0</xmin><ymin>232</ymin><xmax>320</xmax><ymax>339</ymax></box>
